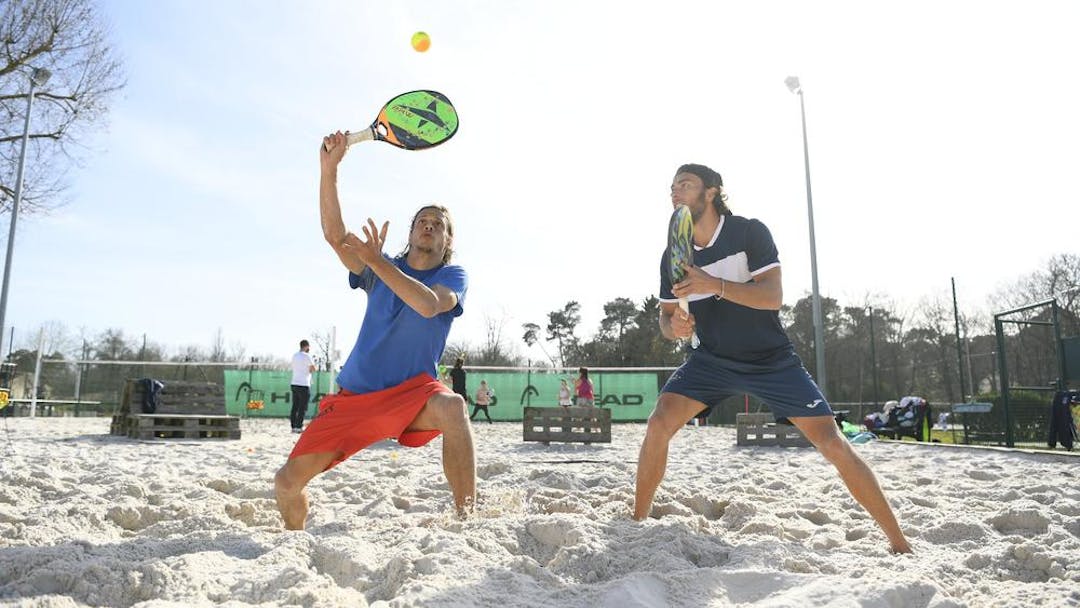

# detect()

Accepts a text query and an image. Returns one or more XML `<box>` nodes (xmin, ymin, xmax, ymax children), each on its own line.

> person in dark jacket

<box><xmin>1048</xmin><ymin>391</ymin><xmax>1078</xmax><ymax>450</ymax></box>
<box><xmin>449</xmin><ymin>357</ymin><xmax>468</xmax><ymax>404</ymax></box>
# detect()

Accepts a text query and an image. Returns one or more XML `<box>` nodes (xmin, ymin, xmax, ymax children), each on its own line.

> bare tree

<box><xmin>473</xmin><ymin>314</ymin><xmax>519</xmax><ymax>366</ymax></box>
<box><xmin>227</xmin><ymin>340</ymin><xmax>246</xmax><ymax>363</ymax></box>
<box><xmin>442</xmin><ymin>341</ymin><xmax>472</xmax><ymax>367</ymax></box>
<box><xmin>14</xmin><ymin>319</ymin><xmax>73</xmax><ymax>355</ymax></box>
<box><xmin>1</xmin><ymin>0</ymin><xmax>125</xmax><ymax>214</ymax></box>
<box><xmin>173</xmin><ymin>344</ymin><xmax>206</xmax><ymax>362</ymax></box>
<box><xmin>309</xmin><ymin>329</ymin><xmax>339</xmax><ymax>371</ymax></box>
<box><xmin>991</xmin><ymin>253</ymin><xmax>1080</xmax><ymax>335</ymax></box>
<box><xmin>208</xmin><ymin>328</ymin><xmax>227</xmax><ymax>362</ymax></box>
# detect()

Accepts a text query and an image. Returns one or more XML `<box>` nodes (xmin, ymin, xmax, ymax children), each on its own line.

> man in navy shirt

<box><xmin>633</xmin><ymin>163</ymin><xmax>911</xmax><ymax>554</ymax></box>
<box><xmin>274</xmin><ymin>131</ymin><xmax>474</xmax><ymax>529</ymax></box>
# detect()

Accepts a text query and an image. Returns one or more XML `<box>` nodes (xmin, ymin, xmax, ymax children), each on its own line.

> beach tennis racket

<box><xmin>668</xmin><ymin>204</ymin><xmax>700</xmax><ymax>349</ymax></box>
<box><xmin>329</xmin><ymin>90</ymin><xmax>459</xmax><ymax>151</ymax></box>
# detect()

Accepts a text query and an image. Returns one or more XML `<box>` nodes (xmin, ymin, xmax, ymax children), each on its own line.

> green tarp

<box><xmin>223</xmin><ymin>370</ymin><xmax>662</xmax><ymax>421</ymax></box>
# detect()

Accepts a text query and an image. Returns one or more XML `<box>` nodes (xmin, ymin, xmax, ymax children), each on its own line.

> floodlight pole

<box><xmin>0</xmin><ymin>67</ymin><xmax>52</xmax><ymax>358</ymax></box>
<box><xmin>785</xmin><ymin>76</ymin><xmax>827</xmax><ymax>394</ymax></box>
<box><xmin>868</xmin><ymin>306</ymin><xmax>879</xmax><ymax>408</ymax></box>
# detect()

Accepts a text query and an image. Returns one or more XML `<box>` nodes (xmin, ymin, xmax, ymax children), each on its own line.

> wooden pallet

<box><xmin>113</xmin><ymin>413</ymin><xmax>241</xmax><ymax>440</ymax></box>
<box><xmin>523</xmin><ymin>406</ymin><xmax>611</xmax><ymax>444</ymax></box>
<box><xmin>120</xmin><ymin>379</ymin><xmax>226</xmax><ymax>416</ymax></box>
<box><xmin>109</xmin><ymin>413</ymin><xmax>129</xmax><ymax>436</ymax></box>
<box><xmin>736</xmin><ymin>413</ymin><xmax>811</xmax><ymax>447</ymax></box>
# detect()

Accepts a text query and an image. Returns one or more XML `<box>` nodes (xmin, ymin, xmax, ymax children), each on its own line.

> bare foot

<box><xmin>454</xmin><ymin>495</ymin><xmax>476</xmax><ymax>519</ymax></box>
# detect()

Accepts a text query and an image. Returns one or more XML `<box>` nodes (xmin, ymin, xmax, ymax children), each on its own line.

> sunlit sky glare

<box><xmin>6</xmin><ymin>0</ymin><xmax>1079</xmax><ymax>362</ymax></box>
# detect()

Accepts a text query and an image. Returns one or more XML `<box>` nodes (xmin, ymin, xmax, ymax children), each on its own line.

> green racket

<box><xmin>667</xmin><ymin>204</ymin><xmax>699</xmax><ymax>348</ymax></box>
<box><xmin>337</xmin><ymin>90</ymin><xmax>459</xmax><ymax>151</ymax></box>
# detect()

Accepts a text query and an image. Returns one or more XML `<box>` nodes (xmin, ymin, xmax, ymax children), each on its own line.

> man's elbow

<box><xmin>323</xmin><ymin>230</ymin><xmax>345</xmax><ymax>249</ymax></box>
<box><xmin>419</xmin><ymin>293</ymin><xmax>456</xmax><ymax>319</ymax></box>
<box><xmin>415</xmin><ymin>299</ymin><xmax>443</xmax><ymax>318</ymax></box>
<box><xmin>768</xmin><ymin>288</ymin><xmax>783</xmax><ymax>310</ymax></box>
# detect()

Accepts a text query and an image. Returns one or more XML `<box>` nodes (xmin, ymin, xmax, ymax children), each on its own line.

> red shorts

<box><xmin>288</xmin><ymin>373</ymin><xmax>447</xmax><ymax>470</ymax></box>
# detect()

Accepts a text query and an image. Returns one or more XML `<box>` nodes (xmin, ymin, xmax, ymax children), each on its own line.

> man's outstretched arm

<box><xmin>319</xmin><ymin>131</ymin><xmax>367</xmax><ymax>275</ymax></box>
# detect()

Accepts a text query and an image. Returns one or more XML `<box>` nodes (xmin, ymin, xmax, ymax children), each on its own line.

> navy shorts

<box><xmin>662</xmin><ymin>349</ymin><xmax>833</xmax><ymax>420</ymax></box>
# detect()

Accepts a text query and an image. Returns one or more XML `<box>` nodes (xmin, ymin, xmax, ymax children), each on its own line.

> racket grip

<box><xmin>322</xmin><ymin>128</ymin><xmax>376</xmax><ymax>153</ymax></box>
<box><xmin>345</xmin><ymin>127</ymin><xmax>376</xmax><ymax>146</ymax></box>
<box><xmin>678</xmin><ymin>299</ymin><xmax>701</xmax><ymax>349</ymax></box>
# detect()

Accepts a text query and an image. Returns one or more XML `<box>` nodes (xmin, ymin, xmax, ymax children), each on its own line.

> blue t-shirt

<box><xmin>659</xmin><ymin>214</ymin><xmax>792</xmax><ymax>364</ymax></box>
<box><xmin>336</xmin><ymin>255</ymin><xmax>467</xmax><ymax>393</ymax></box>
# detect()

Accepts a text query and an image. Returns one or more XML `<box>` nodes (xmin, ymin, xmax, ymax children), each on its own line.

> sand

<box><xmin>1</xmin><ymin>417</ymin><xmax>1078</xmax><ymax>607</ymax></box>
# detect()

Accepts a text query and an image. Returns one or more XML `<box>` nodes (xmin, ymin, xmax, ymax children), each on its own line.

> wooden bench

<box><xmin>736</xmin><ymin>413</ymin><xmax>811</xmax><ymax>447</ymax></box>
<box><xmin>523</xmin><ymin>406</ymin><xmax>611</xmax><ymax>444</ymax></box>
<box><xmin>110</xmin><ymin>379</ymin><xmax>240</xmax><ymax>440</ymax></box>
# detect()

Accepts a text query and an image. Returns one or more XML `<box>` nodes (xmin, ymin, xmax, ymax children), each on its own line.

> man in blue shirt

<box><xmin>275</xmin><ymin>130</ymin><xmax>474</xmax><ymax>529</ymax></box>
<box><xmin>633</xmin><ymin>163</ymin><xmax>911</xmax><ymax>554</ymax></box>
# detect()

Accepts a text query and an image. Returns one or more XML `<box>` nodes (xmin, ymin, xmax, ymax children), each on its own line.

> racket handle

<box><xmin>346</xmin><ymin>127</ymin><xmax>376</xmax><ymax>146</ymax></box>
<box><xmin>322</xmin><ymin>127</ymin><xmax>377</xmax><ymax>153</ymax></box>
<box><xmin>678</xmin><ymin>299</ymin><xmax>700</xmax><ymax>349</ymax></box>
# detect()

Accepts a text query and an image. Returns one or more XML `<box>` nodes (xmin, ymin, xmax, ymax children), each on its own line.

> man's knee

<box><xmin>440</xmin><ymin>392</ymin><xmax>467</xmax><ymax>414</ymax></box>
<box><xmin>275</xmin><ymin>465</ymin><xmax>300</xmax><ymax>495</ymax></box>
<box><xmin>645</xmin><ymin>399</ymin><xmax>691</xmax><ymax>440</ymax></box>
<box><xmin>432</xmin><ymin>393</ymin><xmax>469</xmax><ymax>428</ymax></box>
<box><xmin>802</xmin><ymin>423</ymin><xmax>849</xmax><ymax>461</ymax></box>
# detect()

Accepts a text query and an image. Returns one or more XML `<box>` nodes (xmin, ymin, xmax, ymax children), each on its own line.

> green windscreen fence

<box><xmin>1064</xmin><ymin>336</ymin><xmax>1080</xmax><ymax>385</ymax></box>
<box><xmin>223</xmin><ymin>370</ymin><xmax>664</xmax><ymax>421</ymax></box>
<box><xmin>224</xmin><ymin>371</ymin><xmax>336</xmax><ymax>418</ymax></box>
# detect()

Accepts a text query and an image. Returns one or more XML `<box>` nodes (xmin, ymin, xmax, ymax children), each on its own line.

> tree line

<box><xmin>447</xmin><ymin>253</ymin><xmax>1079</xmax><ymax>407</ymax></box>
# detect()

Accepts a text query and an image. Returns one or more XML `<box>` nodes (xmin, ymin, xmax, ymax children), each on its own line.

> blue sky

<box><xmin>6</xmin><ymin>0</ymin><xmax>1079</xmax><ymax>363</ymax></box>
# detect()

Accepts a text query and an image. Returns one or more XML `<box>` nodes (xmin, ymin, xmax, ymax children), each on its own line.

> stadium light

<box><xmin>785</xmin><ymin>75</ymin><xmax>827</xmax><ymax>394</ymax></box>
<box><xmin>0</xmin><ymin>67</ymin><xmax>52</xmax><ymax>358</ymax></box>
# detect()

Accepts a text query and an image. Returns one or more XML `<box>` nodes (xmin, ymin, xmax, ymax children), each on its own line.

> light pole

<box><xmin>868</xmin><ymin>306</ymin><xmax>879</xmax><ymax>407</ymax></box>
<box><xmin>0</xmin><ymin>67</ymin><xmax>51</xmax><ymax>358</ymax></box>
<box><xmin>784</xmin><ymin>75</ymin><xmax>826</xmax><ymax>394</ymax></box>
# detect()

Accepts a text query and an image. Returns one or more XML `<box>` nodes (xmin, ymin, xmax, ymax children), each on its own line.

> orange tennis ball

<box><xmin>411</xmin><ymin>31</ymin><xmax>431</xmax><ymax>52</ymax></box>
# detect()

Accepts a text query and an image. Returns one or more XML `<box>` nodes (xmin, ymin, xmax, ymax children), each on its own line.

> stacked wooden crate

<box><xmin>110</xmin><ymin>379</ymin><xmax>240</xmax><ymax>440</ymax></box>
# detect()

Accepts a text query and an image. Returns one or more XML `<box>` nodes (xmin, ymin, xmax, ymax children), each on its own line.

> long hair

<box><xmin>710</xmin><ymin>186</ymin><xmax>731</xmax><ymax>217</ymax></box>
<box><xmin>399</xmin><ymin>204</ymin><xmax>455</xmax><ymax>264</ymax></box>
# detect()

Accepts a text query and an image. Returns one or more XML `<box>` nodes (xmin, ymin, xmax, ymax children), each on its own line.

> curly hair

<box><xmin>676</xmin><ymin>163</ymin><xmax>731</xmax><ymax>216</ymax></box>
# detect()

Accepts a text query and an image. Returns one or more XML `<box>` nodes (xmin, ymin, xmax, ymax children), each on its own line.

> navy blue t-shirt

<box><xmin>337</xmin><ymin>255</ymin><xmax>467</xmax><ymax>393</ymax></box>
<box><xmin>659</xmin><ymin>215</ymin><xmax>792</xmax><ymax>364</ymax></box>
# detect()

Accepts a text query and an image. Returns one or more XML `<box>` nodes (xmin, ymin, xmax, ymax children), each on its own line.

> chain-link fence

<box><xmin>2</xmin><ymin>360</ymin><xmax>283</xmax><ymax>417</ymax></box>
<box><xmin>4</xmin><ymin>362</ymin><xmax>1071</xmax><ymax>449</ymax></box>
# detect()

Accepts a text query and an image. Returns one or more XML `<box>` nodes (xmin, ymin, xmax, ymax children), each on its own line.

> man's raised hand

<box><xmin>342</xmin><ymin>218</ymin><xmax>389</xmax><ymax>266</ymax></box>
